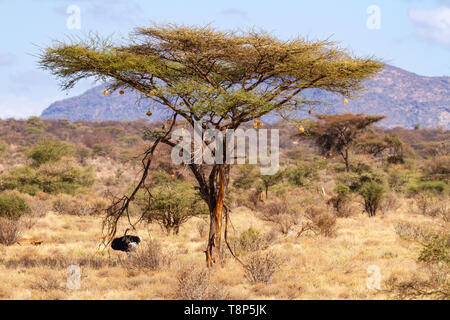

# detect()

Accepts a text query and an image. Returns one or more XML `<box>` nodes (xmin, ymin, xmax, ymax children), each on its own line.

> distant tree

<box><xmin>356</xmin><ymin>131</ymin><xmax>389</xmax><ymax>157</ymax></box>
<box><xmin>26</xmin><ymin>139</ymin><xmax>73</xmax><ymax>166</ymax></box>
<box><xmin>301</xmin><ymin>114</ymin><xmax>386</xmax><ymax>172</ymax></box>
<box><xmin>384</xmin><ymin>134</ymin><xmax>414</xmax><ymax>164</ymax></box>
<box><xmin>39</xmin><ymin>23</ymin><xmax>383</xmax><ymax>267</ymax></box>
<box><xmin>259</xmin><ymin>171</ymin><xmax>284</xmax><ymax>199</ymax></box>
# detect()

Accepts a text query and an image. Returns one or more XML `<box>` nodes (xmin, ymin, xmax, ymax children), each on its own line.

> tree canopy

<box><xmin>40</xmin><ymin>24</ymin><xmax>383</xmax><ymax>129</ymax></box>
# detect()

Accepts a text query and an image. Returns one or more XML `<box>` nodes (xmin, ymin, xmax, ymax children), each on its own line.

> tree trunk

<box><xmin>344</xmin><ymin>149</ymin><xmax>350</xmax><ymax>172</ymax></box>
<box><xmin>205</xmin><ymin>166</ymin><xmax>225</xmax><ymax>267</ymax></box>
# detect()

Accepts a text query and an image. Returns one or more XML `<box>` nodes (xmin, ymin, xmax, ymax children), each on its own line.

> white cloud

<box><xmin>409</xmin><ymin>6</ymin><xmax>450</xmax><ymax>47</ymax></box>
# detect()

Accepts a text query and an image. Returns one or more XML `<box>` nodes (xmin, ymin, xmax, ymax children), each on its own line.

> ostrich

<box><xmin>111</xmin><ymin>228</ymin><xmax>141</xmax><ymax>258</ymax></box>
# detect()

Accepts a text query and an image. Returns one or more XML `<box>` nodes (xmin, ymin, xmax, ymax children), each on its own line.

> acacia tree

<box><xmin>39</xmin><ymin>24</ymin><xmax>383</xmax><ymax>267</ymax></box>
<box><xmin>302</xmin><ymin>114</ymin><xmax>386</xmax><ymax>171</ymax></box>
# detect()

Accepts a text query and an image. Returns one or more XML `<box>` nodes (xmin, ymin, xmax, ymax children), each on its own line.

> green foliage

<box><xmin>0</xmin><ymin>193</ymin><xmax>30</xmax><ymax>220</ymax></box>
<box><xmin>359</xmin><ymin>181</ymin><xmax>385</xmax><ymax>217</ymax></box>
<box><xmin>285</xmin><ymin>162</ymin><xmax>317</xmax><ymax>187</ymax></box>
<box><xmin>387</xmin><ymin>167</ymin><xmax>415</xmax><ymax>193</ymax></box>
<box><xmin>39</xmin><ymin>24</ymin><xmax>383</xmax><ymax>129</ymax></box>
<box><xmin>259</xmin><ymin>170</ymin><xmax>283</xmax><ymax>199</ymax></box>
<box><xmin>137</xmin><ymin>171</ymin><xmax>208</xmax><ymax>235</ymax></box>
<box><xmin>232</xmin><ymin>227</ymin><xmax>271</xmax><ymax>255</ymax></box>
<box><xmin>407</xmin><ymin>180</ymin><xmax>449</xmax><ymax>196</ymax></box>
<box><xmin>26</xmin><ymin>139</ymin><xmax>73</xmax><ymax>166</ymax></box>
<box><xmin>0</xmin><ymin>161</ymin><xmax>95</xmax><ymax>195</ymax></box>
<box><xmin>233</xmin><ymin>165</ymin><xmax>258</xmax><ymax>190</ymax></box>
<box><xmin>26</xmin><ymin>116</ymin><xmax>46</xmax><ymax>129</ymax></box>
<box><xmin>418</xmin><ymin>233</ymin><xmax>450</xmax><ymax>266</ymax></box>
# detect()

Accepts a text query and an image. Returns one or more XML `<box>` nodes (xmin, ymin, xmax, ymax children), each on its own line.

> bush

<box><xmin>26</xmin><ymin>139</ymin><xmax>73</xmax><ymax>166</ymax></box>
<box><xmin>284</xmin><ymin>162</ymin><xmax>318</xmax><ymax>187</ymax></box>
<box><xmin>414</xmin><ymin>194</ymin><xmax>448</xmax><ymax>217</ymax></box>
<box><xmin>244</xmin><ymin>251</ymin><xmax>283</xmax><ymax>284</ymax></box>
<box><xmin>394</xmin><ymin>221</ymin><xmax>433</xmax><ymax>242</ymax></box>
<box><xmin>408</xmin><ymin>180</ymin><xmax>449</xmax><ymax>196</ymax></box>
<box><xmin>359</xmin><ymin>181</ymin><xmax>385</xmax><ymax>217</ymax></box>
<box><xmin>137</xmin><ymin>171</ymin><xmax>208</xmax><ymax>235</ymax></box>
<box><xmin>231</xmin><ymin>227</ymin><xmax>272</xmax><ymax>254</ymax></box>
<box><xmin>0</xmin><ymin>160</ymin><xmax>95</xmax><ymax>195</ymax></box>
<box><xmin>260</xmin><ymin>200</ymin><xmax>300</xmax><ymax>235</ymax></box>
<box><xmin>0</xmin><ymin>193</ymin><xmax>30</xmax><ymax>220</ymax></box>
<box><xmin>379</xmin><ymin>192</ymin><xmax>401</xmax><ymax>213</ymax></box>
<box><xmin>422</xmin><ymin>155</ymin><xmax>450</xmax><ymax>183</ymax></box>
<box><xmin>418</xmin><ymin>233</ymin><xmax>450</xmax><ymax>266</ymax></box>
<box><xmin>327</xmin><ymin>184</ymin><xmax>355</xmax><ymax>217</ymax></box>
<box><xmin>0</xmin><ymin>218</ymin><xmax>22</xmax><ymax>245</ymax></box>
<box><xmin>175</xmin><ymin>266</ymin><xmax>229</xmax><ymax>300</ymax></box>
<box><xmin>387</xmin><ymin>168</ymin><xmax>413</xmax><ymax>193</ymax></box>
<box><xmin>52</xmin><ymin>194</ymin><xmax>105</xmax><ymax>216</ymax></box>
<box><xmin>126</xmin><ymin>240</ymin><xmax>172</xmax><ymax>270</ymax></box>
<box><xmin>305</xmin><ymin>206</ymin><xmax>337</xmax><ymax>237</ymax></box>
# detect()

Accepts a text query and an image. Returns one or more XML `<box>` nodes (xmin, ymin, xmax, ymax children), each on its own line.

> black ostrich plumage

<box><xmin>111</xmin><ymin>234</ymin><xmax>141</xmax><ymax>252</ymax></box>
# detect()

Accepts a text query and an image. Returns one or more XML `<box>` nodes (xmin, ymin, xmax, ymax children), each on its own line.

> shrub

<box><xmin>418</xmin><ymin>233</ymin><xmax>450</xmax><ymax>266</ymax></box>
<box><xmin>26</xmin><ymin>139</ymin><xmax>73</xmax><ymax>166</ymax></box>
<box><xmin>232</xmin><ymin>227</ymin><xmax>272</xmax><ymax>254</ymax></box>
<box><xmin>0</xmin><ymin>193</ymin><xmax>30</xmax><ymax>220</ymax></box>
<box><xmin>422</xmin><ymin>155</ymin><xmax>450</xmax><ymax>183</ymax></box>
<box><xmin>74</xmin><ymin>145</ymin><xmax>93</xmax><ymax>165</ymax></box>
<box><xmin>359</xmin><ymin>181</ymin><xmax>385</xmax><ymax>217</ymax></box>
<box><xmin>394</xmin><ymin>221</ymin><xmax>433</xmax><ymax>242</ymax></box>
<box><xmin>137</xmin><ymin>171</ymin><xmax>208</xmax><ymax>235</ymax></box>
<box><xmin>175</xmin><ymin>266</ymin><xmax>229</xmax><ymax>300</ymax></box>
<box><xmin>0</xmin><ymin>160</ymin><xmax>94</xmax><ymax>195</ymax></box>
<box><xmin>284</xmin><ymin>162</ymin><xmax>317</xmax><ymax>187</ymax></box>
<box><xmin>387</xmin><ymin>168</ymin><xmax>413</xmax><ymax>193</ymax></box>
<box><xmin>52</xmin><ymin>194</ymin><xmax>105</xmax><ymax>216</ymax></box>
<box><xmin>126</xmin><ymin>240</ymin><xmax>172</xmax><ymax>270</ymax></box>
<box><xmin>0</xmin><ymin>218</ymin><xmax>22</xmax><ymax>245</ymax></box>
<box><xmin>305</xmin><ymin>206</ymin><xmax>337</xmax><ymax>237</ymax></box>
<box><xmin>414</xmin><ymin>194</ymin><xmax>448</xmax><ymax>217</ymax></box>
<box><xmin>243</xmin><ymin>251</ymin><xmax>283</xmax><ymax>284</ymax></box>
<box><xmin>261</xmin><ymin>200</ymin><xmax>300</xmax><ymax>235</ymax></box>
<box><xmin>379</xmin><ymin>192</ymin><xmax>401</xmax><ymax>213</ymax></box>
<box><xmin>408</xmin><ymin>180</ymin><xmax>449</xmax><ymax>196</ymax></box>
<box><xmin>327</xmin><ymin>184</ymin><xmax>355</xmax><ymax>217</ymax></box>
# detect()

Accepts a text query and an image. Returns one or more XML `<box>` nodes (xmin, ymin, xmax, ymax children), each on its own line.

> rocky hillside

<box><xmin>41</xmin><ymin>65</ymin><xmax>450</xmax><ymax>129</ymax></box>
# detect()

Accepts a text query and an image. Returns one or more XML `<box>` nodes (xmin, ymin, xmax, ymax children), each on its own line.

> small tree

<box><xmin>26</xmin><ymin>139</ymin><xmax>73</xmax><ymax>166</ymax></box>
<box><xmin>259</xmin><ymin>171</ymin><xmax>283</xmax><ymax>199</ymax></box>
<box><xmin>137</xmin><ymin>171</ymin><xmax>208</xmax><ymax>235</ymax></box>
<box><xmin>39</xmin><ymin>24</ymin><xmax>383</xmax><ymax>267</ymax></box>
<box><xmin>359</xmin><ymin>180</ymin><xmax>385</xmax><ymax>217</ymax></box>
<box><xmin>384</xmin><ymin>134</ymin><xmax>414</xmax><ymax>164</ymax></box>
<box><xmin>302</xmin><ymin>114</ymin><xmax>385</xmax><ymax>171</ymax></box>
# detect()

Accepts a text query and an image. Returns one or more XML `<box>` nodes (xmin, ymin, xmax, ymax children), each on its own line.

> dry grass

<box><xmin>0</xmin><ymin>203</ymin><xmax>446</xmax><ymax>300</ymax></box>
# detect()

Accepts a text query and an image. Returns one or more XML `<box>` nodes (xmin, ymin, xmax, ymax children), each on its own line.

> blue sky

<box><xmin>0</xmin><ymin>0</ymin><xmax>449</xmax><ymax>119</ymax></box>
